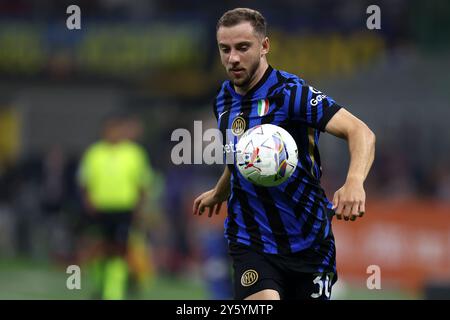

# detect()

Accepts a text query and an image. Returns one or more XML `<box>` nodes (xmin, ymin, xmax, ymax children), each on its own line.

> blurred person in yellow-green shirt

<box><xmin>78</xmin><ymin>113</ymin><xmax>153</xmax><ymax>300</ymax></box>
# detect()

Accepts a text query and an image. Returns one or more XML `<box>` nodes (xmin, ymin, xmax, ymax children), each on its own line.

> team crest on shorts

<box><xmin>241</xmin><ymin>269</ymin><xmax>258</xmax><ymax>287</ymax></box>
<box><xmin>231</xmin><ymin>116</ymin><xmax>246</xmax><ymax>136</ymax></box>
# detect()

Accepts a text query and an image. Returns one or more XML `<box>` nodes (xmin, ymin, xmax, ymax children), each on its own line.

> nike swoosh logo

<box><xmin>218</xmin><ymin>110</ymin><xmax>229</xmax><ymax>119</ymax></box>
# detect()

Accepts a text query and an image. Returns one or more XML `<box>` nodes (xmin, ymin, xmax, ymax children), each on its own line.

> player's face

<box><xmin>217</xmin><ymin>22</ymin><xmax>269</xmax><ymax>89</ymax></box>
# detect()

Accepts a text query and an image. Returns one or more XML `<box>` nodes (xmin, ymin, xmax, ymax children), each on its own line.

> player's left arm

<box><xmin>324</xmin><ymin>108</ymin><xmax>376</xmax><ymax>221</ymax></box>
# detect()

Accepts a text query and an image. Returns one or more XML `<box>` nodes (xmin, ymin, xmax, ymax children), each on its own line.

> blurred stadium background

<box><xmin>0</xmin><ymin>0</ymin><xmax>449</xmax><ymax>299</ymax></box>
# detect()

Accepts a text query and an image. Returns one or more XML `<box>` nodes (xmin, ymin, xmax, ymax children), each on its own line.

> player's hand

<box><xmin>332</xmin><ymin>177</ymin><xmax>366</xmax><ymax>221</ymax></box>
<box><xmin>193</xmin><ymin>189</ymin><xmax>226</xmax><ymax>217</ymax></box>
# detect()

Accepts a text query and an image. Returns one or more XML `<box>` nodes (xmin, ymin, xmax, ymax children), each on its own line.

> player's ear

<box><xmin>261</xmin><ymin>36</ymin><xmax>270</xmax><ymax>55</ymax></box>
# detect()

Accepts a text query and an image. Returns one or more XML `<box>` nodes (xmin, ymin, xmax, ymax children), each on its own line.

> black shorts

<box><xmin>229</xmin><ymin>242</ymin><xmax>337</xmax><ymax>300</ymax></box>
<box><xmin>94</xmin><ymin>211</ymin><xmax>132</xmax><ymax>246</ymax></box>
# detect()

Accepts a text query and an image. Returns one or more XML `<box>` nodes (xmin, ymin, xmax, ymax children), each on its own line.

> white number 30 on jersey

<box><xmin>311</xmin><ymin>273</ymin><xmax>334</xmax><ymax>299</ymax></box>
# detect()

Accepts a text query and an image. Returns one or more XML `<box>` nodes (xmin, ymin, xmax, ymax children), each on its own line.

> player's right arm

<box><xmin>193</xmin><ymin>165</ymin><xmax>231</xmax><ymax>217</ymax></box>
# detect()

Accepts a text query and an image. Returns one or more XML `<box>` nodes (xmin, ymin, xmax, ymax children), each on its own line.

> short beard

<box><xmin>233</xmin><ymin>60</ymin><xmax>260</xmax><ymax>89</ymax></box>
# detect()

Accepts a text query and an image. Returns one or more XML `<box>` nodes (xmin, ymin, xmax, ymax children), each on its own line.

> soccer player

<box><xmin>193</xmin><ymin>8</ymin><xmax>376</xmax><ymax>300</ymax></box>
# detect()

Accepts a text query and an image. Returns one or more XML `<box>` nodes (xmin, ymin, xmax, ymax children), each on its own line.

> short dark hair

<box><xmin>216</xmin><ymin>8</ymin><xmax>267</xmax><ymax>37</ymax></box>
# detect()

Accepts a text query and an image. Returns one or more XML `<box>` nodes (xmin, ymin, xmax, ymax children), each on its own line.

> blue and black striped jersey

<box><xmin>214</xmin><ymin>66</ymin><xmax>342</xmax><ymax>256</ymax></box>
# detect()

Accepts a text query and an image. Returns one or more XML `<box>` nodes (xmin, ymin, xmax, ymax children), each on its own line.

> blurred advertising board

<box><xmin>333</xmin><ymin>199</ymin><xmax>450</xmax><ymax>292</ymax></box>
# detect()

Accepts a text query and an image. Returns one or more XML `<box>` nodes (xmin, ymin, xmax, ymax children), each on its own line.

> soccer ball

<box><xmin>235</xmin><ymin>124</ymin><xmax>298</xmax><ymax>187</ymax></box>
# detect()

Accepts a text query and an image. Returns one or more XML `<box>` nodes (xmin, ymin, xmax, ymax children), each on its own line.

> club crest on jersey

<box><xmin>257</xmin><ymin>98</ymin><xmax>270</xmax><ymax>117</ymax></box>
<box><xmin>241</xmin><ymin>269</ymin><xmax>258</xmax><ymax>287</ymax></box>
<box><xmin>231</xmin><ymin>116</ymin><xmax>246</xmax><ymax>136</ymax></box>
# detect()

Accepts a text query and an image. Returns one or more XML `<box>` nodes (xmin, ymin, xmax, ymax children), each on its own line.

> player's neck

<box><xmin>234</xmin><ymin>60</ymin><xmax>269</xmax><ymax>96</ymax></box>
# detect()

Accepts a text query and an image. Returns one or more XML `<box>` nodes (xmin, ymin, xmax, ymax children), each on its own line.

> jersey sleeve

<box><xmin>77</xmin><ymin>148</ymin><xmax>92</xmax><ymax>187</ymax></box>
<box><xmin>212</xmin><ymin>96</ymin><xmax>219</xmax><ymax>122</ymax></box>
<box><xmin>137</xmin><ymin>147</ymin><xmax>154</xmax><ymax>190</ymax></box>
<box><xmin>290</xmin><ymin>84</ymin><xmax>342</xmax><ymax>132</ymax></box>
<box><xmin>212</xmin><ymin>83</ymin><xmax>225</xmax><ymax>122</ymax></box>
